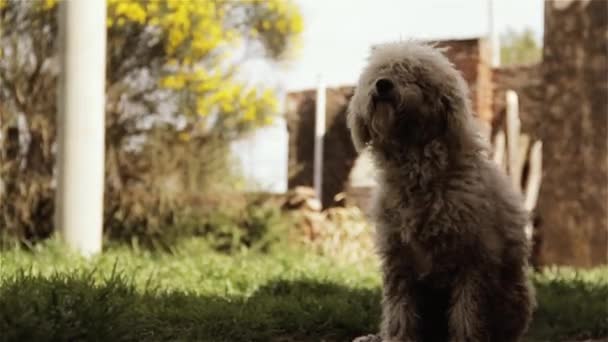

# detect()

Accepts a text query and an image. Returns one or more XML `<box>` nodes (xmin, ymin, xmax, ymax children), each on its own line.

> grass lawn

<box><xmin>0</xmin><ymin>238</ymin><xmax>606</xmax><ymax>342</ymax></box>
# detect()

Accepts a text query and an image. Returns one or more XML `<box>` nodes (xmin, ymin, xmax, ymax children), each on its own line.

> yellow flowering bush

<box><xmin>105</xmin><ymin>0</ymin><xmax>301</xmax><ymax>129</ymax></box>
<box><xmin>0</xmin><ymin>0</ymin><xmax>303</xmax><ymax>239</ymax></box>
<box><xmin>18</xmin><ymin>0</ymin><xmax>302</xmax><ymax>131</ymax></box>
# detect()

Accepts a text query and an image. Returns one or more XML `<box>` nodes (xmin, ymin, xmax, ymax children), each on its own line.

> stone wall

<box><xmin>538</xmin><ymin>0</ymin><xmax>608</xmax><ymax>267</ymax></box>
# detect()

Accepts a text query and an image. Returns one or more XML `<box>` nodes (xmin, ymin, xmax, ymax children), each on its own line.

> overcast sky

<box><xmin>235</xmin><ymin>0</ymin><xmax>545</xmax><ymax>192</ymax></box>
<box><xmin>282</xmin><ymin>0</ymin><xmax>544</xmax><ymax>91</ymax></box>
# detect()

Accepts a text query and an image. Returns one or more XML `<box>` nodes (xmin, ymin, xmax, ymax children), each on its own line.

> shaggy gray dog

<box><xmin>347</xmin><ymin>41</ymin><xmax>535</xmax><ymax>342</ymax></box>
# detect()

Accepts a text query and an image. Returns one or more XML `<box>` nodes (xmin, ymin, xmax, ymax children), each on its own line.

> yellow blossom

<box><xmin>178</xmin><ymin>132</ymin><xmax>191</xmax><ymax>142</ymax></box>
<box><xmin>221</xmin><ymin>102</ymin><xmax>234</xmax><ymax>112</ymax></box>
<box><xmin>43</xmin><ymin>0</ymin><xmax>57</xmax><ymax>10</ymax></box>
<box><xmin>243</xmin><ymin>107</ymin><xmax>256</xmax><ymax>122</ymax></box>
<box><xmin>160</xmin><ymin>75</ymin><xmax>186</xmax><ymax>89</ymax></box>
<box><xmin>98</xmin><ymin>0</ymin><xmax>302</xmax><ymax>129</ymax></box>
<box><xmin>276</xmin><ymin>19</ymin><xmax>287</xmax><ymax>33</ymax></box>
<box><xmin>263</xmin><ymin>116</ymin><xmax>274</xmax><ymax>125</ymax></box>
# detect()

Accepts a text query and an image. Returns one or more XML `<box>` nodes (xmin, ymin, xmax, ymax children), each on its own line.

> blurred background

<box><xmin>0</xmin><ymin>1</ymin><xmax>606</xmax><ymax>340</ymax></box>
<box><xmin>0</xmin><ymin>0</ymin><xmax>603</xmax><ymax>265</ymax></box>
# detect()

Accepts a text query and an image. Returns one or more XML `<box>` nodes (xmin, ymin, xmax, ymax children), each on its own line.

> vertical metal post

<box><xmin>313</xmin><ymin>75</ymin><xmax>326</xmax><ymax>203</ymax></box>
<box><xmin>489</xmin><ymin>0</ymin><xmax>500</xmax><ymax>67</ymax></box>
<box><xmin>56</xmin><ymin>0</ymin><xmax>107</xmax><ymax>257</ymax></box>
<box><xmin>506</xmin><ymin>90</ymin><xmax>521</xmax><ymax>189</ymax></box>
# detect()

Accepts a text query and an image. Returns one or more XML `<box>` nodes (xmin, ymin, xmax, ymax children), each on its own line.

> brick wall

<box><xmin>435</xmin><ymin>38</ymin><xmax>494</xmax><ymax>124</ymax></box>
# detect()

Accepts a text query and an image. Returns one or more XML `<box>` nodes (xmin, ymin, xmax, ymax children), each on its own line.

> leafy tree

<box><xmin>0</xmin><ymin>0</ymin><xmax>302</xmax><ymax>241</ymax></box>
<box><xmin>500</xmin><ymin>28</ymin><xmax>542</xmax><ymax>66</ymax></box>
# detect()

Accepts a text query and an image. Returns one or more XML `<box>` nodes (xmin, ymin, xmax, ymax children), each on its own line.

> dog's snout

<box><xmin>375</xmin><ymin>78</ymin><xmax>394</xmax><ymax>97</ymax></box>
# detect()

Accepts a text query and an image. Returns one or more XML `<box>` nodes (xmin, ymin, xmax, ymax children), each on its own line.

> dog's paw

<box><xmin>352</xmin><ymin>334</ymin><xmax>383</xmax><ymax>342</ymax></box>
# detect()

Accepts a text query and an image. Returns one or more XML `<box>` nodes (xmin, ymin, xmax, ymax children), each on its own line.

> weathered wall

<box><xmin>539</xmin><ymin>0</ymin><xmax>608</xmax><ymax>267</ymax></box>
<box><xmin>287</xmin><ymin>9</ymin><xmax>608</xmax><ymax>266</ymax></box>
<box><xmin>286</xmin><ymin>87</ymin><xmax>357</xmax><ymax>208</ymax></box>
<box><xmin>491</xmin><ymin>65</ymin><xmax>544</xmax><ymax>139</ymax></box>
<box><xmin>436</xmin><ymin>38</ymin><xmax>494</xmax><ymax>123</ymax></box>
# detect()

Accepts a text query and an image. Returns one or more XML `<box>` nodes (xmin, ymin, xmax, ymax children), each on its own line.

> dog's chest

<box><xmin>405</xmin><ymin>239</ymin><xmax>433</xmax><ymax>278</ymax></box>
<box><xmin>376</xmin><ymin>202</ymin><xmax>459</xmax><ymax>284</ymax></box>
<box><xmin>404</xmin><ymin>237</ymin><xmax>459</xmax><ymax>286</ymax></box>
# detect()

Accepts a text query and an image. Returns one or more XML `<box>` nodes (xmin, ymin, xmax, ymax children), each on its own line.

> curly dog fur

<box><xmin>347</xmin><ymin>41</ymin><xmax>535</xmax><ymax>342</ymax></box>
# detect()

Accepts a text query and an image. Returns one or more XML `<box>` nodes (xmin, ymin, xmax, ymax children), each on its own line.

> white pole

<box><xmin>488</xmin><ymin>0</ymin><xmax>500</xmax><ymax>67</ymax></box>
<box><xmin>56</xmin><ymin>0</ymin><xmax>107</xmax><ymax>257</ymax></box>
<box><xmin>506</xmin><ymin>90</ymin><xmax>521</xmax><ymax>188</ymax></box>
<box><xmin>313</xmin><ymin>74</ymin><xmax>326</xmax><ymax>202</ymax></box>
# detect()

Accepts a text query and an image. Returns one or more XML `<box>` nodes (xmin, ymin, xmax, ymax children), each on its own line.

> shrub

<box><xmin>196</xmin><ymin>197</ymin><xmax>290</xmax><ymax>254</ymax></box>
<box><xmin>0</xmin><ymin>0</ymin><xmax>302</xmax><ymax>245</ymax></box>
<box><xmin>294</xmin><ymin>206</ymin><xmax>375</xmax><ymax>263</ymax></box>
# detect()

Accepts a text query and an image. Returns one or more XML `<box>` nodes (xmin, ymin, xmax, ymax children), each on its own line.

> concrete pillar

<box><xmin>55</xmin><ymin>0</ymin><xmax>107</xmax><ymax>257</ymax></box>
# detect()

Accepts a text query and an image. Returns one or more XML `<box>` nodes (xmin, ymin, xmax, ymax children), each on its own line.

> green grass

<box><xmin>531</xmin><ymin>267</ymin><xmax>608</xmax><ymax>341</ymax></box>
<box><xmin>0</xmin><ymin>238</ymin><xmax>606</xmax><ymax>342</ymax></box>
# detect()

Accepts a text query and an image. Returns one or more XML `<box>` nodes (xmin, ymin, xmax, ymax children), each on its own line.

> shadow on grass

<box><xmin>1</xmin><ymin>272</ymin><xmax>606</xmax><ymax>342</ymax></box>
<box><xmin>530</xmin><ymin>277</ymin><xmax>608</xmax><ymax>341</ymax></box>
<box><xmin>0</xmin><ymin>274</ymin><xmax>381</xmax><ymax>342</ymax></box>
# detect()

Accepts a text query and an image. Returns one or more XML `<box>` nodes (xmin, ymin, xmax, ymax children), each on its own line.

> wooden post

<box><xmin>492</xmin><ymin>129</ymin><xmax>506</xmax><ymax>171</ymax></box>
<box><xmin>524</xmin><ymin>141</ymin><xmax>543</xmax><ymax>212</ymax></box>
<box><xmin>523</xmin><ymin>140</ymin><xmax>543</xmax><ymax>240</ymax></box>
<box><xmin>55</xmin><ymin>0</ymin><xmax>107</xmax><ymax>257</ymax></box>
<box><xmin>492</xmin><ymin>90</ymin><xmax>543</xmax><ymax>242</ymax></box>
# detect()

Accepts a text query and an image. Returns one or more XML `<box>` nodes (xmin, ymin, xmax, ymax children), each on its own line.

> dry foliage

<box><xmin>284</xmin><ymin>187</ymin><xmax>375</xmax><ymax>263</ymax></box>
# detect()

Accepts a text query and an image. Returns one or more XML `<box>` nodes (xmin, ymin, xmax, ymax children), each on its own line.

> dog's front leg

<box><xmin>448</xmin><ymin>273</ymin><xmax>489</xmax><ymax>342</ymax></box>
<box><xmin>352</xmin><ymin>258</ymin><xmax>419</xmax><ymax>342</ymax></box>
<box><xmin>379</xmin><ymin>274</ymin><xmax>419</xmax><ymax>341</ymax></box>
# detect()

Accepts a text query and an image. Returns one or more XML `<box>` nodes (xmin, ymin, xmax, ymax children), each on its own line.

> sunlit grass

<box><xmin>0</xmin><ymin>238</ymin><xmax>606</xmax><ymax>341</ymax></box>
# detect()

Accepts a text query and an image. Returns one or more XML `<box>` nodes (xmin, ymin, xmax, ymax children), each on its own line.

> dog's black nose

<box><xmin>375</xmin><ymin>78</ymin><xmax>394</xmax><ymax>96</ymax></box>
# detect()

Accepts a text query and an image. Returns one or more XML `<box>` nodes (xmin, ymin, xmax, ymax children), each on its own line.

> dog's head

<box><xmin>347</xmin><ymin>41</ymin><xmax>480</xmax><ymax>156</ymax></box>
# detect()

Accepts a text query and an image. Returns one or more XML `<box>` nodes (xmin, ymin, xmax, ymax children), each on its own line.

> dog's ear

<box><xmin>443</xmin><ymin>94</ymin><xmax>465</xmax><ymax>143</ymax></box>
<box><xmin>443</xmin><ymin>95</ymin><xmax>485</xmax><ymax>152</ymax></box>
<box><xmin>434</xmin><ymin>94</ymin><xmax>451</xmax><ymax>136</ymax></box>
<box><xmin>347</xmin><ymin>108</ymin><xmax>371</xmax><ymax>153</ymax></box>
<box><xmin>440</xmin><ymin>95</ymin><xmax>452</xmax><ymax>115</ymax></box>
